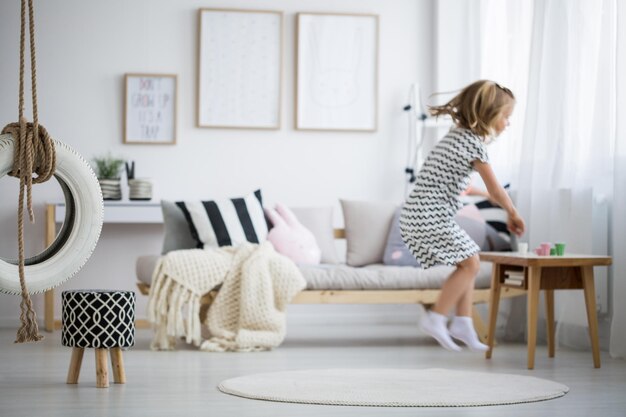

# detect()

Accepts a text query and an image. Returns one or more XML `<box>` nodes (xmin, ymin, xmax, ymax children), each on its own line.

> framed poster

<box><xmin>197</xmin><ymin>8</ymin><xmax>283</xmax><ymax>129</ymax></box>
<box><xmin>124</xmin><ymin>73</ymin><xmax>177</xmax><ymax>144</ymax></box>
<box><xmin>296</xmin><ymin>13</ymin><xmax>379</xmax><ymax>131</ymax></box>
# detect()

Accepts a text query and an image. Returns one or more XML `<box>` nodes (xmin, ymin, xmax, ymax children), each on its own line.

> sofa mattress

<box><xmin>136</xmin><ymin>255</ymin><xmax>493</xmax><ymax>291</ymax></box>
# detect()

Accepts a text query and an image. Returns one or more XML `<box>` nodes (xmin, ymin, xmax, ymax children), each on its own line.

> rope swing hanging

<box><xmin>0</xmin><ymin>0</ymin><xmax>103</xmax><ymax>342</ymax></box>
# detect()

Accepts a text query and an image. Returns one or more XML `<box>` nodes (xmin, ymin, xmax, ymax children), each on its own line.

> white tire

<box><xmin>0</xmin><ymin>133</ymin><xmax>103</xmax><ymax>294</ymax></box>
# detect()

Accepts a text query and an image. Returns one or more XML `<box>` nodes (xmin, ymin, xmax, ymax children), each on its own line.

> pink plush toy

<box><xmin>265</xmin><ymin>203</ymin><xmax>321</xmax><ymax>265</ymax></box>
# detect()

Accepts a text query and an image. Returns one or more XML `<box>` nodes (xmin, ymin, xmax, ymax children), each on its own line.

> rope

<box><xmin>1</xmin><ymin>0</ymin><xmax>56</xmax><ymax>343</ymax></box>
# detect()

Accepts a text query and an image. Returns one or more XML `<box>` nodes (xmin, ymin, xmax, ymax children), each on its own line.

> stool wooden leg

<box><xmin>581</xmin><ymin>266</ymin><xmax>601</xmax><ymax>368</ymax></box>
<box><xmin>110</xmin><ymin>347</ymin><xmax>126</xmax><ymax>384</ymax></box>
<box><xmin>95</xmin><ymin>348</ymin><xmax>109</xmax><ymax>388</ymax></box>
<box><xmin>66</xmin><ymin>347</ymin><xmax>84</xmax><ymax>384</ymax></box>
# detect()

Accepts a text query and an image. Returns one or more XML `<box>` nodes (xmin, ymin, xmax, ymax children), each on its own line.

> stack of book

<box><xmin>504</xmin><ymin>270</ymin><xmax>525</xmax><ymax>286</ymax></box>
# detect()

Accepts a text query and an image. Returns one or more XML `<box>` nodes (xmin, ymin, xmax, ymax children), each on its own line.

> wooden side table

<box><xmin>480</xmin><ymin>252</ymin><xmax>612</xmax><ymax>369</ymax></box>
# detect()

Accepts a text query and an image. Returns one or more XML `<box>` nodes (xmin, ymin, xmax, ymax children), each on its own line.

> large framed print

<box><xmin>197</xmin><ymin>8</ymin><xmax>283</xmax><ymax>129</ymax></box>
<box><xmin>124</xmin><ymin>73</ymin><xmax>177</xmax><ymax>144</ymax></box>
<box><xmin>296</xmin><ymin>13</ymin><xmax>379</xmax><ymax>131</ymax></box>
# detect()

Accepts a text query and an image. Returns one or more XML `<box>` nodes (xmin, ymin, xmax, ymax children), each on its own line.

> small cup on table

<box><xmin>555</xmin><ymin>242</ymin><xmax>566</xmax><ymax>256</ymax></box>
<box><xmin>517</xmin><ymin>242</ymin><xmax>528</xmax><ymax>254</ymax></box>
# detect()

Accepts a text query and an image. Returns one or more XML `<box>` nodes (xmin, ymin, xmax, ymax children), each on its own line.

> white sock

<box><xmin>420</xmin><ymin>311</ymin><xmax>461</xmax><ymax>352</ymax></box>
<box><xmin>449</xmin><ymin>316</ymin><xmax>489</xmax><ymax>352</ymax></box>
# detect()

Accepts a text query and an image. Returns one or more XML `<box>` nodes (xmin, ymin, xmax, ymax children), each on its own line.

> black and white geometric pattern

<box><xmin>62</xmin><ymin>290</ymin><xmax>135</xmax><ymax>349</ymax></box>
<box><xmin>176</xmin><ymin>189</ymin><xmax>269</xmax><ymax>248</ymax></box>
<box><xmin>474</xmin><ymin>185</ymin><xmax>512</xmax><ymax>244</ymax></box>
<box><xmin>400</xmin><ymin>127</ymin><xmax>490</xmax><ymax>269</ymax></box>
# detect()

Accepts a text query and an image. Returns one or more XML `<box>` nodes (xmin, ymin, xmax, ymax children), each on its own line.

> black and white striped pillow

<box><xmin>473</xmin><ymin>184</ymin><xmax>512</xmax><ymax>244</ymax></box>
<box><xmin>176</xmin><ymin>189</ymin><xmax>269</xmax><ymax>248</ymax></box>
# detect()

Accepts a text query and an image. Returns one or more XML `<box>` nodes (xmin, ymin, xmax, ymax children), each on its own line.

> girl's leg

<box><xmin>431</xmin><ymin>255</ymin><xmax>480</xmax><ymax>315</ymax></box>
<box><xmin>447</xmin><ymin>259</ymin><xmax>488</xmax><ymax>351</ymax></box>
<box><xmin>420</xmin><ymin>255</ymin><xmax>480</xmax><ymax>351</ymax></box>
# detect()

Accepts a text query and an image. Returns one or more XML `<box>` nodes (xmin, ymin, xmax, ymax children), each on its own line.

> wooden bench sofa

<box><xmin>136</xmin><ymin>229</ymin><xmax>525</xmax><ymax>342</ymax></box>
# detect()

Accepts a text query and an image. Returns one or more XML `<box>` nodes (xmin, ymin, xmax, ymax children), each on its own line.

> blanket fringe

<box><xmin>148</xmin><ymin>259</ymin><xmax>203</xmax><ymax>350</ymax></box>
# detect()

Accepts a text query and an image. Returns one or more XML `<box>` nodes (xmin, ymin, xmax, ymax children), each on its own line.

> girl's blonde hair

<box><xmin>429</xmin><ymin>80</ymin><xmax>515</xmax><ymax>137</ymax></box>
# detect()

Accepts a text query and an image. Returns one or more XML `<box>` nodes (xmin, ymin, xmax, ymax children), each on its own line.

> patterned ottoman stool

<box><xmin>62</xmin><ymin>290</ymin><xmax>135</xmax><ymax>388</ymax></box>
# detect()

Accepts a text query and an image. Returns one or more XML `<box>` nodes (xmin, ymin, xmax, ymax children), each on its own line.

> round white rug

<box><xmin>218</xmin><ymin>368</ymin><xmax>569</xmax><ymax>407</ymax></box>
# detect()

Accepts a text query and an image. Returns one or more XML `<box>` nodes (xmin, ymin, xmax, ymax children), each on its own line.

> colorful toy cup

<box><xmin>540</xmin><ymin>242</ymin><xmax>551</xmax><ymax>256</ymax></box>
<box><xmin>555</xmin><ymin>242</ymin><xmax>566</xmax><ymax>256</ymax></box>
<box><xmin>517</xmin><ymin>242</ymin><xmax>528</xmax><ymax>254</ymax></box>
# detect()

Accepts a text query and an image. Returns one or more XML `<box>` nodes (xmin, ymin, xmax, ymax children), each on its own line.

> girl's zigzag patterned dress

<box><xmin>400</xmin><ymin>127</ymin><xmax>489</xmax><ymax>269</ymax></box>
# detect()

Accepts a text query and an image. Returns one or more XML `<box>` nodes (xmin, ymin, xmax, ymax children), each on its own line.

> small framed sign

<box><xmin>124</xmin><ymin>73</ymin><xmax>177</xmax><ymax>144</ymax></box>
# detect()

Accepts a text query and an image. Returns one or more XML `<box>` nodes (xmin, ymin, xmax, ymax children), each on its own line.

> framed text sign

<box><xmin>296</xmin><ymin>13</ymin><xmax>379</xmax><ymax>131</ymax></box>
<box><xmin>124</xmin><ymin>73</ymin><xmax>177</xmax><ymax>144</ymax></box>
<box><xmin>197</xmin><ymin>8</ymin><xmax>283</xmax><ymax>129</ymax></box>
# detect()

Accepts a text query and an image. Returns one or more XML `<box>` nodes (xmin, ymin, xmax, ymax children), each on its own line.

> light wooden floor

<box><xmin>0</xmin><ymin>323</ymin><xmax>624</xmax><ymax>417</ymax></box>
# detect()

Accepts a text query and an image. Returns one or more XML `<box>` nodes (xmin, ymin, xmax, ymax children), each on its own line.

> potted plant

<box><xmin>92</xmin><ymin>154</ymin><xmax>125</xmax><ymax>200</ymax></box>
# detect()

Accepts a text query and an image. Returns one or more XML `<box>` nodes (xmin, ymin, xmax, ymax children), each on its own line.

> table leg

<box><xmin>486</xmin><ymin>263</ymin><xmax>502</xmax><ymax>359</ymax></box>
<box><xmin>545</xmin><ymin>289</ymin><xmax>555</xmax><ymax>358</ymax></box>
<box><xmin>526</xmin><ymin>266</ymin><xmax>542</xmax><ymax>369</ymax></box>
<box><xmin>581</xmin><ymin>265</ymin><xmax>601</xmax><ymax>368</ymax></box>
<box><xmin>44</xmin><ymin>204</ymin><xmax>56</xmax><ymax>332</ymax></box>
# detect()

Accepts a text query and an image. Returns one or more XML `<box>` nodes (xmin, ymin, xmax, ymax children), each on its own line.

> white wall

<box><xmin>0</xmin><ymin>0</ymin><xmax>434</xmax><ymax>326</ymax></box>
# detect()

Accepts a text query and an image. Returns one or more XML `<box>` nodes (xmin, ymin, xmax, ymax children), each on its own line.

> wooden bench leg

<box><xmin>110</xmin><ymin>347</ymin><xmax>126</xmax><ymax>384</ymax></box>
<box><xmin>95</xmin><ymin>348</ymin><xmax>109</xmax><ymax>388</ymax></box>
<box><xmin>66</xmin><ymin>347</ymin><xmax>84</xmax><ymax>384</ymax></box>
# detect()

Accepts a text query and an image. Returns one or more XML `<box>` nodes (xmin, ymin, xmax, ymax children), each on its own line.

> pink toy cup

<box><xmin>534</xmin><ymin>248</ymin><xmax>543</xmax><ymax>256</ymax></box>
<box><xmin>540</xmin><ymin>242</ymin><xmax>551</xmax><ymax>256</ymax></box>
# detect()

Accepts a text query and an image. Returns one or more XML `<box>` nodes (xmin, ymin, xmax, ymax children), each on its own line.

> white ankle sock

<box><xmin>449</xmin><ymin>316</ymin><xmax>489</xmax><ymax>352</ymax></box>
<box><xmin>420</xmin><ymin>311</ymin><xmax>461</xmax><ymax>352</ymax></box>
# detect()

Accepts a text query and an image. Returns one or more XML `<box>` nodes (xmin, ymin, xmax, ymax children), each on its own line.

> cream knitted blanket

<box><xmin>147</xmin><ymin>242</ymin><xmax>306</xmax><ymax>352</ymax></box>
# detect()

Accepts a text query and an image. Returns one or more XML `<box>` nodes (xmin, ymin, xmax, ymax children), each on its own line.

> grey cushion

<box><xmin>290</xmin><ymin>206</ymin><xmax>340</xmax><ymax>264</ymax></box>
<box><xmin>161</xmin><ymin>200</ymin><xmax>198</xmax><ymax>254</ymax></box>
<box><xmin>136</xmin><ymin>254</ymin><xmax>492</xmax><ymax>291</ymax></box>
<box><xmin>287</xmin><ymin>262</ymin><xmax>493</xmax><ymax>290</ymax></box>
<box><xmin>340</xmin><ymin>199</ymin><xmax>397</xmax><ymax>267</ymax></box>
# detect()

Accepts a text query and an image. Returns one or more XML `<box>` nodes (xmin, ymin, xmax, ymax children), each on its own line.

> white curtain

<box><xmin>515</xmin><ymin>0</ymin><xmax>617</xmax><ymax>350</ymax></box>
<box><xmin>609</xmin><ymin>1</ymin><xmax>626</xmax><ymax>359</ymax></box>
<box><xmin>436</xmin><ymin>0</ymin><xmax>623</xmax><ymax>353</ymax></box>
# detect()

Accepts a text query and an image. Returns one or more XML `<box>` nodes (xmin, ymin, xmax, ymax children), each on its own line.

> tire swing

<box><xmin>0</xmin><ymin>0</ymin><xmax>103</xmax><ymax>343</ymax></box>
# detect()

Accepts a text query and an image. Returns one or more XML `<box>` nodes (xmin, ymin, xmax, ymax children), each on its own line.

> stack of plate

<box><xmin>128</xmin><ymin>178</ymin><xmax>153</xmax><ymax>200</ymax></box>
<box><xmin>98</xmin><ymin>179</ymin><xmax>122</xmax><ymax>200</ymax></box>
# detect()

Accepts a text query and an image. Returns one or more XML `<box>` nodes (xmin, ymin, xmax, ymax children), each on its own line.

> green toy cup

<box><xmin>550</xmin><ymin>248</ymin><xmax>556</xmax><ymax>256</ymax></box>
<box><xmin>555</xmin><ymin>242</ymin><xmax>566</xmax><ymax>256</ymax></box>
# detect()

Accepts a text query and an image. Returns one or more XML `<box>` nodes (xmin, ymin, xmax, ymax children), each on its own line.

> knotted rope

<box><xmin>1</xmin><ymin>0</ymin><xmax>56</xmax><ymax>343</ymax></box>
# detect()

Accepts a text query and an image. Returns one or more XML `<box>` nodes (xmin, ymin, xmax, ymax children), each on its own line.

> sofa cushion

<box><xmin>161</xmin><ymin>200</ymin><xmax>198</xmax><ymax>254</ymax></box>
<box><xmin>383</xmin><ymin>207</ymin><xmax>420</xmax><ymax>267</ymax></box>
<box><xmin>340</xmin><ymin>199</ymin><xmax>397</xmax><ymax>267</ymax></box>
<box><xmin>176</xmin><ymin>189</ymin><xmax>269</xmax><ymax>248</ymax></box>
<box><xmin>299</xmin><ymin>262</ymin><xmax>492</xmax><ymax>290</ymax></box>
<box><xmin>136</xmin><ymin>255</ymin><xmax>493</xmax><ymax>290</ymax></box>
